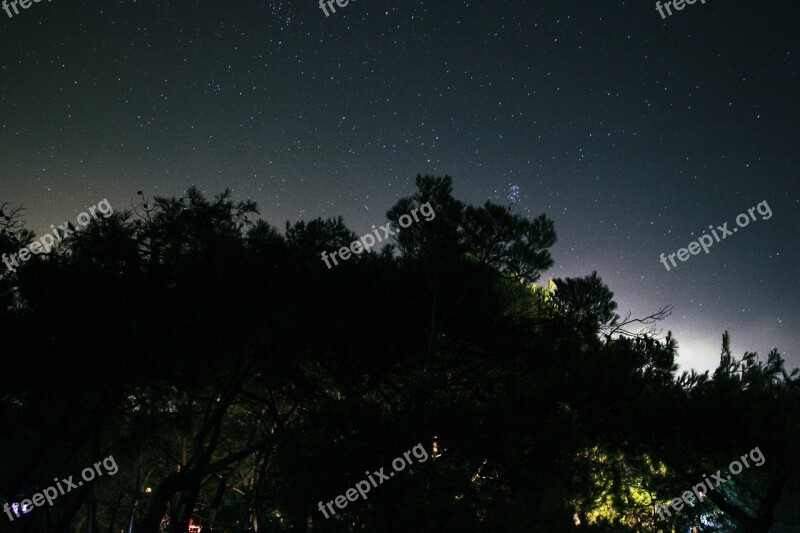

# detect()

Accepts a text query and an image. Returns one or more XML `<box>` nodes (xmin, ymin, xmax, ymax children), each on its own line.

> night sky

<box><xmin>1</xmin><ymin>0</ymin><xmax>797</xmax><ymax>372</ymax></box>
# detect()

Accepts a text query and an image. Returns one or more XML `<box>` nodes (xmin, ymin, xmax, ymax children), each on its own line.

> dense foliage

<box><xmin>1</xmin><ymin>177</ymin><xmax>797</xmax><ymax>532</ymax></box>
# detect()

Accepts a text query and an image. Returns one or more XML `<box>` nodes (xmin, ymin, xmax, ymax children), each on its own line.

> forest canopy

<box><xmin>0</xmin><ymin>176</ymin><xmax>797</xmax><ymax>532</ymax></box>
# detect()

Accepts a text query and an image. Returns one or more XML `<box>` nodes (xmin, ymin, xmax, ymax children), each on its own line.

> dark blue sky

<box><xmin>1</xmin><ymin>0</ymin><xmax>797</xmax><ymax>372</ymax></box>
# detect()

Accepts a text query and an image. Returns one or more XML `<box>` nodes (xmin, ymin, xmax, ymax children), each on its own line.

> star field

<box><xmin>0</xmin><ymin>0</ymin><xmax>797</xmax><ymax>371</ymax></box>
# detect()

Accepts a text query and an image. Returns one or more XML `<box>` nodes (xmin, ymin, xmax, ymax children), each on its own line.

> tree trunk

<box><xmin>705</xmin><ymin>471</ymin><xmax>788</xmax><ymax>533</ymax></box>
<box><xmin>746</xmin><ymin>472</ymin><xmax>788</xmax><ymax>533</ymax></box>
<box><xmin>137</xmin><ymin>472</ymin><xmax>195</xmax><ymax>533</ymax></box>
<box><xmin>172</xmin><ymin>485</ymin><xmax>201</xmax><ymax>533</ymax></box>
<box><xmin>51</xmin><ymin>483</ymin><xmax>93</xmax><ymax>533</ymax></box>
<box><xmin>206</xmin><ymin>457</ymin><xmax>248</xmax><ymax>531</ymax></box>
<box><xmin>108</xmin><ymin>485</ymin><xmax>125</xmax><ymax>533</ymax></box>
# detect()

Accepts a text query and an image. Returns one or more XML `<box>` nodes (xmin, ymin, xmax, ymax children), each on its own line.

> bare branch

<box><xmin>604</xmin><ymin>305</ymin><xmax>673</xmax><ymax>339</ymax></box>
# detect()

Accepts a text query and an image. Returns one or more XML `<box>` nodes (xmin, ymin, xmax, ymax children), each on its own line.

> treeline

<box><xmin>0</xmin><ymin>176</ymin><xmax>797</xmax><ymax>532</ymax></box>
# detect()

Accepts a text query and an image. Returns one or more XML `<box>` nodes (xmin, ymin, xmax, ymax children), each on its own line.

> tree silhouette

<box><xmin>0</xmin><ymin>178</ymin><xmax>796</xmax><ymax>533</ymax></box>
